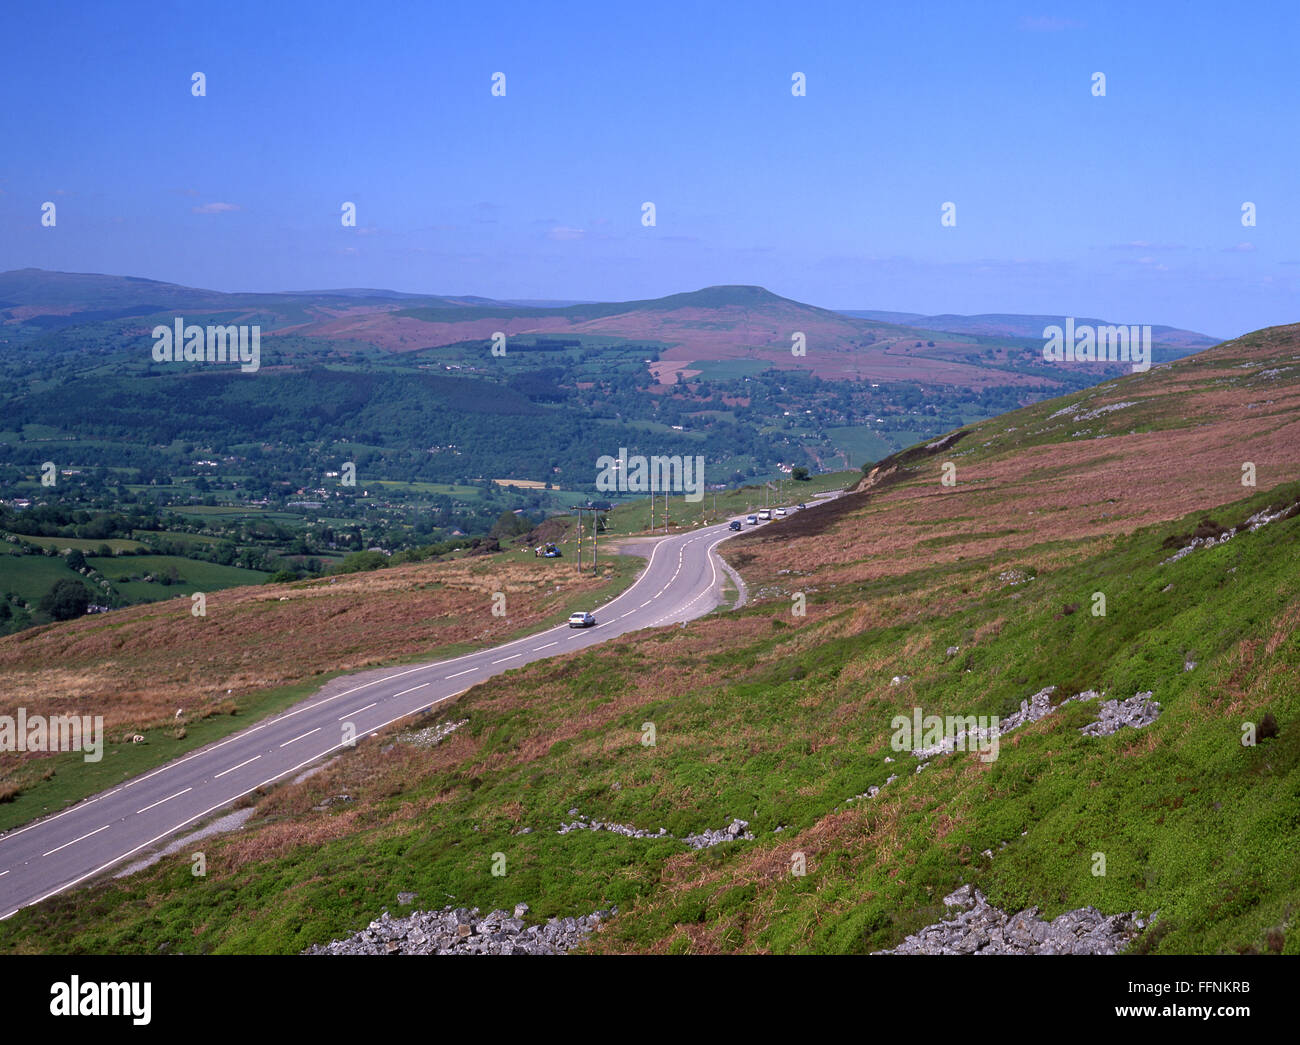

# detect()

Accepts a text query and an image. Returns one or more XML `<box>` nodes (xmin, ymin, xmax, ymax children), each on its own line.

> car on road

<box><xmin>775</xmin><ymin>507</ymin><xmax>787</xmax><ymax>516</ymax></box>
<box><xmin>758</xmin><ymin>509</ymin><xmax>771</xmax><ymax>520</ymax></box>
<box><xmin>728</xmin><ymin>519</ymin><xmax>742</xmax><ymax>530</ymax></box>
<box><xmin>797</xmin><ymin>503</ymin><xmax>807</xmax><ymax>510</ymax></box>
<box><xmin>568</xmin><ymin>611</ymin><xmax>596</xmax><ymax>628</ymax></box>
<box><xmin>746</xmin><ymin>514</ymin><xmax>758</xmax><ymax>525</ymax></box>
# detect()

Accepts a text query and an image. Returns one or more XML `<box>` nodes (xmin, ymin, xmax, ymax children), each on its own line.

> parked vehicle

<box><xmin>728</xmin><ymin>520</ymin><xmax>742</xmax><ymax>531</ymax></box>
<box><xmin>568</xmin><ymin>611</ymin><xmax>596</xmax><ymax>628</ymax></box>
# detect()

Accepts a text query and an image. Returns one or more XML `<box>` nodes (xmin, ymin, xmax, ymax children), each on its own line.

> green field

<box><xmin>825</xmin><ymin>424</ymin><xmax>895</xmax><ymax>466</ymax></box>
<box><xmin>686</xmin><ymin>359</ymin><xmax>772</xmax><ymax>381</ymax></box>
<box><xmin>0</xmin><ymin>549</ymin><xmax>89</xmax><ymax>602</ymax></box>
<box><xmin>601</xmin><ymin>469</ymin><xmax>856</xmax><ymax>535</ymax></box>
<box><xmin>12</xmin><ymin>534</ymin><xmax>146</xmax><ymax>554</ymax></box>
<box><xmin>86</xmin><ymin>555</ymin><xmax>268</xmax><ymax>598</ymax></box>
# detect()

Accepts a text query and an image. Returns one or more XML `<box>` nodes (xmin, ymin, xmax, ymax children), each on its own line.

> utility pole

<box><xmin>571</xmin><ymin>505</ymin><xmax>600</xmax><ymax>572</ymax></box>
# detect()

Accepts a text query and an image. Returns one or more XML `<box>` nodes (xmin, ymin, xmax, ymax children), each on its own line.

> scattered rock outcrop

<box><xmin>558</xmin><ymin>811</ymin><xmax>753</xmax><ymax>849</ymax></box>
<box><xmin>558</xmin><ymin>813</ymin><xmax>670</xmax><ymax>840</ymax></box>
<box><xmin>398</xmin><ymin>718</ymin><xmax>467</xmax><ymax>748</ymax></box>
<box><xmin>1079</xmin><ymin>691</ymin><xmax>1161</xmax><ymax>736</ymax></box>
<box><xmin>875</xmin><ymin>885</ymin><xmax>1143</xmax><ymax>955</ymax></box>
<box><xmin>1162</xmin><ymin>501</ymin><xmax>1298</xmax><ymax>565</ymax></box>
<box><xmin>683</xmin><ymin>819</ymin><xmax>754</xmax><ymax>849</ymax></box>
<box><xmin>305</xmin><ymin>904</ymin><xmax>615</xmax><ymax>955</ymax></box>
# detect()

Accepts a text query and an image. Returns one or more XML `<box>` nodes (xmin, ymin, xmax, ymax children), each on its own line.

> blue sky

<box><xmin>2</xmin><ymin>0</ymin><xmax>1297</xmax><ymax>338</ymax></box>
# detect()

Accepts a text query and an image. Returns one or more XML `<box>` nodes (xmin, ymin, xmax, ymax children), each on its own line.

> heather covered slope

<box><xmin>2</xmin><ymin>327</ymin><xmax>1297</xmax><ymax>955</ymax></box>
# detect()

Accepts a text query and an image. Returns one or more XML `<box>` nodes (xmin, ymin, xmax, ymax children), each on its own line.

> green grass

<box><xmin>0</xmin><ymin>550</ymin><xmax>643</xmax><ymax>836</ymax></box>
<box><xmin>825</xmin><ymin>424</ymin><xmax>895</xmax><ymax>465</ymax></box>
<box><xmin>601</xmin><ymin>470</ymin><xmax>856</xmax><ymax>535</ymax></box>
<box><xmin>86</xmin><ymin>555</ymin><xmax>269</xmax><ymax>599</ymax></box>
<box><xmin>0</xmin><ymin>552</ymin><xmax>87</xmax><ymax>602</ymax></box>
<box><xmin>11</xmin><ymin>535</ymin><xmax>146</xmax><ymax>554</ymax></box>
<box><xmin>4</xmin><ymin>475</ymin><xmax>1296</xmax><ymax>955</ymax></box>
<box><xmin>0</xmin><ymin>678</ymin><xmax>327</xmax><ymax>834</ymax></box>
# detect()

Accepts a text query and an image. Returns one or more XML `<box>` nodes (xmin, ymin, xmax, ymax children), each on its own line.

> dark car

<box><xmin>728</xmin><ymin>520</ymin><xmax>742</xmax><ymax>531</ymax></box>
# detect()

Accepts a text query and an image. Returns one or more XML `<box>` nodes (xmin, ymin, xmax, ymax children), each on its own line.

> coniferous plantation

<box><xmin>0</xmin><ymin>0</ymin><xmax>1294</xmax><ymax>1030</ymax></box>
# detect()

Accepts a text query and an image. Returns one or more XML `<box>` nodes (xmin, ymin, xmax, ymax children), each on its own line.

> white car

<box><xmin>568</xmin><ymin>611</ymin><xmax>596</xmax><ymax>628</ymax></box>
<box><xmin>775</xmin><ymin>507</ymin><xmax>787</xmax><ymax>516</ymax></box>
<box><xmin>758</xmin><ymin>509</ymin><xmax>771</xmax><ymax>520</ymax></box>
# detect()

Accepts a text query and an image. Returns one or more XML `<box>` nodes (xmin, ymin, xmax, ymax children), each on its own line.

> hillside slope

<box><xmin>1</xmin><ymin>325</ymin><xmax>1296</xmax><ymax>956</ymax></box>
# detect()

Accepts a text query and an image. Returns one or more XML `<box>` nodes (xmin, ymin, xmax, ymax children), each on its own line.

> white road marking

<box><xmin>42</xmin><ymin>824</ymin><xmax>111</xmax><ymax>858</ymax></box>
<box><xmin>395</xmin><ymin>683</ymin><xmax>430</xmax><ymax>697</ymax></box>
<box><xmin>214</xmin><ymin>756</ymin><xmax>261</xmax><ymax>779</ymax></box>
<box><xmin>280</xmin><ymin>728</ymin><xmax>321</xmax><ymax>748</ymax></box>
<box><xmin>446</xmin><ymin>668</ymin><xmax>477</xmax><ymax>679</ymax></box>
<box><xmin>135</xmin><ymin>788</ymin><xmax>193</xmax><ymax>815</ymax></box>
<box><xmin>1</xmin><ymin>519</ymin><xmax>745</xmax><ymax>918</ymax></box>
<box><xmin>339</xmin><ymin>703</ymin><xmax>376</xmax><ymax>720</ymax></box>
<box><xmin>533</xmin><ymin>642</ymin><xmax>558</xmax><ymax>651</ymax></box>
<box><xmin>491</xmin><ymin>654</ymin><xmax>521</xmax><ymax>664</ymax></box>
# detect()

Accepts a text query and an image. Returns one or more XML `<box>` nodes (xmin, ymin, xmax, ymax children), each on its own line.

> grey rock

<box><xmin>877</xmin><ymin>886</ymin><xmax>1140</xmax><ymax>955</ymax></box>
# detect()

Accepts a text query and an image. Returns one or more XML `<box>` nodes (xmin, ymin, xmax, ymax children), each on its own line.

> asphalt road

<box><xmin>0</xmin><ymin>513</ymin><xmax>773</xmax><ymax>920</ymax></box>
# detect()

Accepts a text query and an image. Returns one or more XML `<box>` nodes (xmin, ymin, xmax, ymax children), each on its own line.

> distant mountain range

<box><xmin>837</xmin><ymin>309</ymin><xmax>1221</xmax><ymax>350</ymax></box>
<box><xmin>0</xmin><ymin>269</ymin><xmax>1220</xmax><ymax>389</ymax></box>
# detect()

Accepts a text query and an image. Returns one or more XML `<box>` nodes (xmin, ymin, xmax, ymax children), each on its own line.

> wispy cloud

<box><xmin>547</xmin><ymin>226</ymin><xmax>586</xmax><ymax>241</ymax></box>
<box><xmin>192</xmin><ymin>201</ymin><xmax>240</xmax><ymax>214</ymax></box>
<box><xmin>1223</xmin><ymin>242</ymin><xmax>1256</xmax><ymax>253</ymax></box>
<box><xmin>1107</xmin><ymin>241</ymin><xmax>1186</xmax><ymax>252</ymax></box>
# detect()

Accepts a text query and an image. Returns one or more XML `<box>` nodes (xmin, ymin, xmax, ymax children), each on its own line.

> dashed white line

<box><xmin>42</xmin><ymin>824</ymin><xmax>111</xmax><ymax>858</ymax></box>
<box><xmin>279</xmin><ymin>728</ymin><xmax>321</xmax><ymax>748</ymax></box>
<box><xmin>533</xmin><ymin>642</ymin><xmax>558</xmax><ymax>651</ymax></box>
<box><xmin>135</xmin><ymin>788</ymin><xmax>193</xmax><ymax>816</ymax></box>
<box><xmin>214</xmin><ymin>756</ymin><xmax>261</xmax><ymax>779</ymax></box>
<box><xmin>491</xmin><ymin>654</ymin><xmax>521</xmax><ymax>664</ymax></box>
<box><xmin>395</xmin><ymin>683</ymin><xmax>430</xmax><ymax>697</ymax></box>
<box><xmin>446</xmin><ymin>668</ymin><xmax>477</xmax><ymax>679</ymax></box>
<box><xmin>339</xmin><ymin>703</ymin><xmax>377</xmax><ymax>720</ymax></box>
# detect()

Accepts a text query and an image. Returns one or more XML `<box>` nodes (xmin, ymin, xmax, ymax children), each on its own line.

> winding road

<box><xmin>0</xmin><ymin>514</ymin><xmax>769</xmax><ymax>920</ymax></box>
